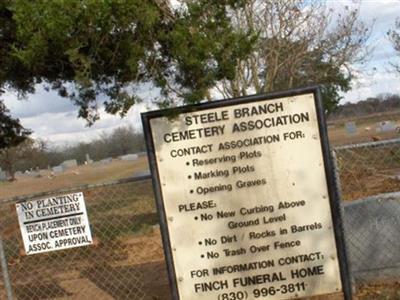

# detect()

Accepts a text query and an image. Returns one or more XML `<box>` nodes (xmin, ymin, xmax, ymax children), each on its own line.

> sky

<box><xmin>3</xmin><ymin>0</ymin><xmax>400</xmax><ymax>147</ymax></box>
<box><xmin>338</xmin><ymin>0</ymin><xmax>400</xmax><ymax>101</ymax></box>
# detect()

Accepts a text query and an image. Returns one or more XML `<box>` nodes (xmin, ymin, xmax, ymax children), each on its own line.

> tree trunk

<box><xmin>3</xmin><ymin>152</ymin><xmax>15</xmax><ymax>181</ymax></box>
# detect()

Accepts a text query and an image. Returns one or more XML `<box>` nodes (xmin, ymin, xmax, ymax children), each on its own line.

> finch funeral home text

<box><xmin>142</xmin><ymin>87</ymin><xmax>351</xmax><ymax>300</ymax></box>
<box><xmin>16</xmin><ymin>192</ymin><xmax>93</xmax><ymax>255</ymax></box>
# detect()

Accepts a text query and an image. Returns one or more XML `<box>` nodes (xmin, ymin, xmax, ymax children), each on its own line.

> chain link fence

<box><xmin>0</xmin><ymin>138</ymin><xmax>399</xmax><ymax>299</ymax></box>
<box><xmin>334</xmin><ymin>138</ymin><xmax>400</xmax><ymax>288</ymax></box>
<box><xmin>334</xmin><ymin>138</ymin><xmax>400</xmax><ymax>201</ymax></box>
<box><xmin>0</xmin><ymin>177</ymin><xmax>170</xmax><ymax>300</ymax></box>
<box><xmin>343</xmin><ymin>192</ymin><xmax>400</xmax><ymax>284</ymax></box>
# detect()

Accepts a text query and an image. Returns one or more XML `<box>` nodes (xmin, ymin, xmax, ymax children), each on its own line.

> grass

<box><xmin>0</xmin><ymin>156</ymin><xmax>149</xmax><ymax>200</ymax></box>
<box><xmin>328</xmin><ymin>110</ymin><xmax>400</xmax><ymax>146</ymax></box>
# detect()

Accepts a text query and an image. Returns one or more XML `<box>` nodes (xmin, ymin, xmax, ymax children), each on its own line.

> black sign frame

<box><xmin>141</xmin><ymin>85</ymin><xmax>352</xmax><ymax>300</ymax></box>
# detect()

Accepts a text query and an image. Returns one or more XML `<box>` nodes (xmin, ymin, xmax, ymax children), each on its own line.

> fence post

<box><xmin>0</xmin><ymin>236</ymin><xmax>13</xmax><ymax>300</ymax></box>
<box><xmin>332</xmin><ymin>149</ymin><xmax>358</xmax><ymax>295</ymax></box>
<box><xmin>331</xmin><ymin>149</ymin><xmax>343</xmax><ymax>200</ymax></box>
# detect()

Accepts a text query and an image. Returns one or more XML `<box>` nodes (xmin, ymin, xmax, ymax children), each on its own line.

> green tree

<box><xmin>0</xmin><ymin>0</ymin><xmax>255</xmax><ymax>124</ymax></box>
<box><xmin>0</xmin><ymin>100</ymin><xmax>31</xmax><ymax>150</ymax></box>
<box><xmin>0</xmin><ymin>138</ymin><xmax>43</xmax><ymax>180</ymax></box>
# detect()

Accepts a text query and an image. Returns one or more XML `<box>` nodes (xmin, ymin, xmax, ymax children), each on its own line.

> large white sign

<box><xmin>16</xmin><ymin>192</ymin><xmax>92</xmax><ymax>255</ymax></box>
<box><xmin>144</xmin><ymin>92</ymin><xmax>346</xmax><ymax>299</ymax></box>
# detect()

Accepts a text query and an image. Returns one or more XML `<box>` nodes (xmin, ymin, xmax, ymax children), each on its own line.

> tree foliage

<box><xmin>330</xmin><ymin>93</ymin><xmax>400</xmax><ymax>119</ymax></box>
<box><xmin>388</xmin><ymin>18</ymin><xmax>400</xmax><ymax>73</ymax></box>
<box><xmin>0</xmin><ymin>125</ymin><xmax>145</xmax><ymax>175</ymax></box>
<box><xmin>0</xmin><ymin>100</ymin><xmax>31</xmax><ymax>150</ymax></box>
<box><xmin>0</xmin><ymin>0</ymin><xmax>255</xmax><ymax>124</ymax></box>
<box><xmin>0</xmin><ymin>0</ymin><xmax>372</xmax><ymax>125</ymax></box>
<box><xmin>64</xmin><ymin>125</ymin><xmax>146</xmax><ymax>162</ymax></box>
<box><xmin>216</xmin><ymin>0</ymin><xmax>371</xmax><ymax>113</ymax></box>
<box><xmin>0</xmin><ymin>138</ymin><xmax>40</xmax><ymax>180</ymax></box>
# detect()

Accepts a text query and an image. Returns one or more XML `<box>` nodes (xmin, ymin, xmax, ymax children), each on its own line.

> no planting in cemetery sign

<box><xmin>142</xmin><ymin>87</ymin><xmax>351</xmax><ymax>300</ymax></box>
<box><xmin>16</xmin><ymin>192</ymin><xmax>92</xmax><ymax>255</ymax></box>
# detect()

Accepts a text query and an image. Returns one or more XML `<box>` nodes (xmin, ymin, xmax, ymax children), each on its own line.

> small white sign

<box><xmin>16</xmin><ymin>192</ymin><xmax>92</xmax><ymax>255</ymax></box>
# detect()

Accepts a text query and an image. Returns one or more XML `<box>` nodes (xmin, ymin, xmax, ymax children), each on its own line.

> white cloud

<box><xmin>3</xmin><ymin>86</ymin><xmax>76</xmax><ymax>118</ymax></box>
<box><xmin>3</xmin><ymin>1</ymin><xmax>400</xmax><ymax>145</ymax></box>
<box><xmin>342</xmin><ymin>70</ymin><xmax>400</xmax><ymax>103</ymax></box>
<box><xmin>336</xmin><ymin>0</ymin><xmax>400</xmax><ymax>103</ymax></box>
<box><xmin>3</xmin><ymin>82</ymin><xmax>159</xmax><ymax>146</ymax></box>
<box><xmin>16</xmin><ymin>99</ymin><xmax>155</xmax><ymax>147</ymax></box>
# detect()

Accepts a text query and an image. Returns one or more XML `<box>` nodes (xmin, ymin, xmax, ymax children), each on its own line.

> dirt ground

<box><xmin>4</xmin><ymin>230</ymin><xmax>397</xmax><ymax>300</ymax></box>
<box><xmin>327</xmin><ymin>110</ymin><xmax>400</xmax><ymax>146</ymax></box>
<box><xmin>0</xmin><ymin>156</ymin><xmax>149</xmax><ymax>200</ymax></box>
<box><xmin>63</xmin><ymin>233</ymin><xmax>400</xmax><ymax>300</ymax></box>
<box><xmin>341</xmin><ymin>172</ymin><xmax>400</xmax><ymax>201</ymax></box>
<box><xmin>328</xmin><ymin>111</ymin><xmax>400</xmax><ymax>146</ymax></box>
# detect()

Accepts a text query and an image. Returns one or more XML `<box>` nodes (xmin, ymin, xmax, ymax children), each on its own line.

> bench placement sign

<box><xmin>16</xmin><ymin>192</ymin><xmax>92</xmax><ymax>255</ymax></box>
<box><xmin>142</xmin><ymin>87</ymin><xmax>351</xmax><ymax>300</ymax></box>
